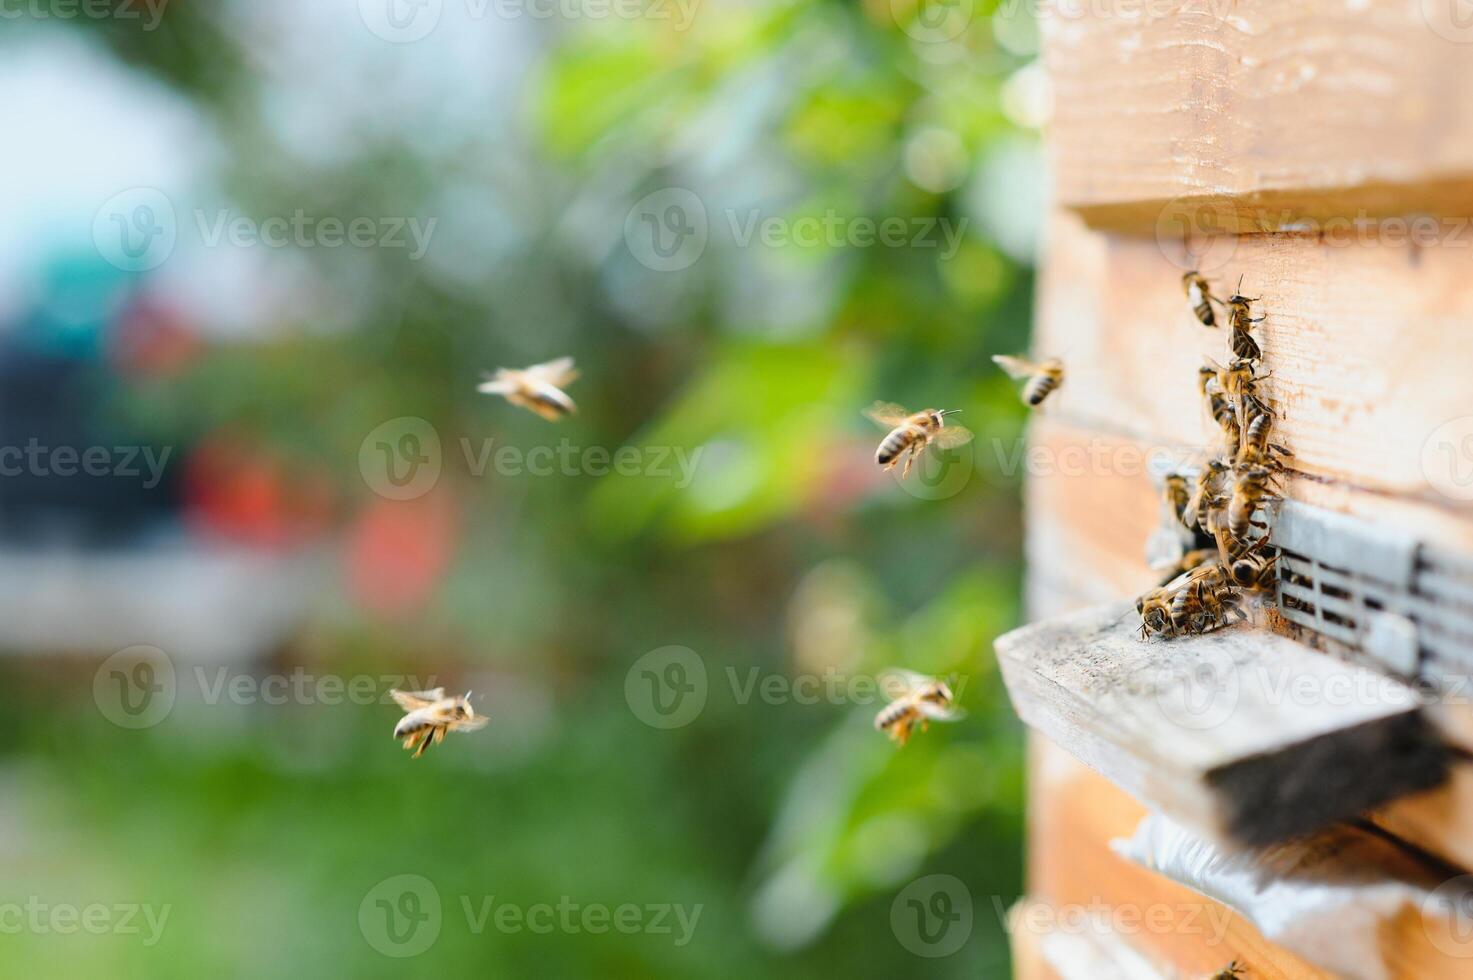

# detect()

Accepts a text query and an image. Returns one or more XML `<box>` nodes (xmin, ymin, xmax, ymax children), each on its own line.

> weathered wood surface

<box><xmin>1028</xmin><ymin>736</ymin><xmax>1335</xmax><ymax>980</ymax></box>
<box><xmin>1044</xmin><ymin>0</ymin><xmax>1473</xmax><ymax>230</ymax></box>
<box><xmin>997</xmin><ymin>602</ymin><xmax>1447</xmax><ymax>844</ymax></box>
<box><xmin>1033</xmin><ymin>212</ymin><xmax>1473</xmax><ymax>543</ymax></box>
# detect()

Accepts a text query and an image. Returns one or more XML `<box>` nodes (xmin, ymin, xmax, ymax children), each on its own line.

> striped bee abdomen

<box><xmin>1023</xmin><ymin>375</ymin><xmax>1058</xmax><ymax>406</ymax></box>
<box><xmin>876</xmin><ymin>425</ymin><xmax>920</xmax><ymax>465</ymax></box>
<box><xmin>874</xmin><ymin>700</ymin><xmax>908</xmax><ymax>730</ymax></box>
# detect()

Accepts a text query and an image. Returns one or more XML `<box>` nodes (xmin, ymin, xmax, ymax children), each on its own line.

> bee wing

<box><xmin>916</xmin><ymin>701</ymin><xmax>965</xmax><ymax>723</ymax></box>
<box><xmin>991</xmin><ymin>354</ymin><xmax>1037</xmax><ymax>379</ymax></box>
<box><xmin>524</xmin><ymin>357</ymin><xmax>578</xmax><ymax>386</ymax></box>
<box><xmin>877</xmin><ymin>668</ymin><xmax>932</xmax><ymax>700</ymax></box>
<box><xmin>477</xmin><ymin>373</ymin><xmax>515</xmax><ymax>395</ymax></box>
<box><xmin>932</xmin><ymin>425</ymin><xmax>973</xmax><ymax>448</ymax></box>
<box><xmin>391</xmin><ymin>688</ymin><xmax>445</xmax><ymax>711</ymax></box>
<box><xmin>864</xmin><ymin>401</ymin><xmax>912</xmax><ymax>428</ymax></box>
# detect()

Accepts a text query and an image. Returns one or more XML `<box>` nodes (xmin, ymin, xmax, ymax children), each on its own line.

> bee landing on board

<box><xmin>992</xmin><ymin>354</ymin><xmax>1065</xmax><ymax>407</ymax></box>
<box><xmin>864</xmin><ymin>403</ymin><xmax>972</xmax><ymax>479</ymax></box>
<box><xmin>1210</xmin><ymin>961</ymin><xmax>1246</xmax><ymax>980</ymax></box>
<box><xmin>477</xmin><ymin>356</ymin><xmax>580</xmax><ymax>421</ymax></box>
<box><xmin>1182</xmin><ymin>270</ymin><xmax>1220</xmax><ymax>328</ymax></box>
<box><xmin>874</xmin><ymin>670</ymin><xmax>963</xmax><ymax>746</ymax></box>
<box><xmin>391</xmin><ymin>688</ymin><xmax>489</xmax><ymax>759</ymax></box>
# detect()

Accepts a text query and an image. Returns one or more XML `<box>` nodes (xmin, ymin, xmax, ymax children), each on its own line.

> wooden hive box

<box><xmin>999</xmin><ymin>4</ymin><xmax>1473</xmax><ymax>977</ymax></box>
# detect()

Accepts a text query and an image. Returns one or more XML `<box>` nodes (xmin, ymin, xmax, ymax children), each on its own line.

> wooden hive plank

<box><xmin>997</xmin><ymin>600</ymin><xmax>1448</xmax><ymax>845</ymax></box>
<box><xmin>1043</xmin><ymin>0</ymin><xmax>1473</xmax><ymax>230</ymax></box>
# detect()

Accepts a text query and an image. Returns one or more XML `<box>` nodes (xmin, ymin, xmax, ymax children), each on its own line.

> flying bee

<box><xmin>477</xmin><ymin>356</ymin><xmax>580</xmax><ymax>421</ymax></box>
<box><xmin>1227</xmin><ymin>465</ymin><xmax>1276</xmax><ymax>542</ymax></box>
<box><xmin>1162</xmin><ymin>472</ymin><xmax>1190</xmax><ymax>525</ymax></box>
<box><xmin>1182</xmin><ymin>270</ymin><xmax>1219</xmax><ymax>328</ymax></box>
<box><xmin>874</xmin><ymin>669</ymin><xmax>963</xmax><ymax>745</ymax></box>
<box><xmin>1211</xmin><ymin>961</ymin><xmax>1246</xmax><ymax>980</ymax></box>
<box><xmin>1185</xmin><ymin>458</ymin><xmax>1231</xmax><ymax>530</ymax></box>
<box><xmin>992</xmin><ymin>354</ymin><xmax>1065</xmax><ymax>407</ymax></box>
<box><xmin>864</xmin><ymin>403</ymin><xmax>972</xmax><ymax>479</ymax></box>
<box><xmin>391</xmin><ymin>688</ymin><xmax>489</xmax><ymax>759</ymax></box>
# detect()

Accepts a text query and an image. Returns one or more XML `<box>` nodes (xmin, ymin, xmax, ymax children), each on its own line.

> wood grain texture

<box><xmin>1043</xmin><ymin>0</ymin><xmax>1473</xmax><ymax>230</ymax></box>
<box><xmin>1033</xmin><ymin>210</ymin><xmax>1473</xmax><ymax>548</ymax></box>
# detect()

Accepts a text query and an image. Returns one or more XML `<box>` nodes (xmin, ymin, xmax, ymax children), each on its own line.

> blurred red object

<box><xmin>344</xmin><ymin>488</ymin><xmax>460</xmax><ymax>618</ymax></box>
<box><xmin>109</xmin><ymin>294</ymin><xmax>203</xmax><ymax>378</ymax></box>
<box><xmin>184</xmin><ymin>432</ymin><xmax>336</xmax><ymax>547</ymax></box>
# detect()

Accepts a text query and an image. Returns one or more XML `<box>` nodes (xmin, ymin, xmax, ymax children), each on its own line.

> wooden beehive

<box><xmin>999</xmin><ymin>4</ymin><xmax>1473</xmax><ymax>977</ymax></box>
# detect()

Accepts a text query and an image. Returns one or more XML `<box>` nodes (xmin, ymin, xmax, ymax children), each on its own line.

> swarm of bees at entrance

<box><xmin>1136</xmin><ymin>273</ymin><xmax>1290</xmax><ymax>640</ymax></box>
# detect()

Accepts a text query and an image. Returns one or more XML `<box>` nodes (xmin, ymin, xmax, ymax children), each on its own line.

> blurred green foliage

<box><xmin>3</xmin><ymin>0</ymin><xmax>1044</xmax><ymax>975</ymax></box>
